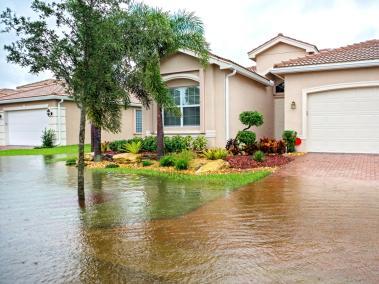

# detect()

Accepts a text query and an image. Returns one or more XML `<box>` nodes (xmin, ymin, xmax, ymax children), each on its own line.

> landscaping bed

<box><xmin>226</xmin><ymin>154</ymin><xmax>293</xmax><ymax>169</ymax></box>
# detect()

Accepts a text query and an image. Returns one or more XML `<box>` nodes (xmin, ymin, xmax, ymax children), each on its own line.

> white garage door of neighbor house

<box><xmin>307</xmin><ymin>86</ymin><xmax>379</xmax><ymax>154</ymax></box>
<box><xmin>7</xmin><ymin>109</ymin><xmax>48</xmax><ymax>146</ymax></box>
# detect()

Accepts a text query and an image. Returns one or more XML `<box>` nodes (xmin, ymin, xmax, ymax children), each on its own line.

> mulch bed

<box><xmin>226</xmin><ymin>154</ymin><xmax>293</xmax><ymax>169</ymax></box>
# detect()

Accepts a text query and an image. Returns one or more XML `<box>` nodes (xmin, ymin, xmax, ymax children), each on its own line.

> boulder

<box><xmin>84</xmin><ymin>152</ymin><xmax>94</xmax><ymax>161</ymax></box>
<box><xmin>195</xmin><ymin>159</ymin><xmax>229</xmax><ymax>174</ymax></box>
<box><xmin>113</xmin><ymin>153</ymin><xmax>141</xmax><ymax>164</ymax></box>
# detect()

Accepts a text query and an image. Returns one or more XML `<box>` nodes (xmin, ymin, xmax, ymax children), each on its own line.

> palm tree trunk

<box><xmin>77</xmin><ymin>106</ymin><xmax>86</xmax><ymax>202</ymax></box>
<box><xmin>91</xmin><ymin>124</ymin><xmax>102</xmax><ymax>161</ymax></box>
<box><xmin>157</xmin><ymin>104</ymin><xmax>164</xmax><ymax>158</ymax></box>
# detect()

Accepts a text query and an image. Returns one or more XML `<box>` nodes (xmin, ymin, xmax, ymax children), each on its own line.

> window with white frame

<box><xmin>164</xmin><ymin>85</ymin><xmax>200</xmax><ymax>127</ymax></box>
<box><xmin>135</xmin><ymin>109</ymin><xmax>142</xmax><ymax>133</ymax></box>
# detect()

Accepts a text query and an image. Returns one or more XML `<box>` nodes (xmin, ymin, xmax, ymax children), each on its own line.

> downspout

<box><xmin>225</xmin><ymin>69</ymin><xmax>237</xmax><ymax>141</ymax></box>
<box><xmin>57</xmin><ymin>99</ymin><xmax>64</xmax><ymax>145</ymax></box>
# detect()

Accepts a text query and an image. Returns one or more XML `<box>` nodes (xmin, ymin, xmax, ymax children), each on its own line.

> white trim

<box><xmin>3</xmin><ymin>104</ymin><xmax>49</xmax><ymax>111</ymax></box>
<box><xmin>272</xmin><ymin>59</ymin><xmax>379</xmax><ymax>74</ymax></box>
<box><xmin>248</xmin><ymin>35</ymin><xmax>318</xmax><ymax>59</ymax></box>
<box><xmin>162</xmin><ymin>73</ymin><xmax>199</xmax><ymax>82</ymax></box>
<box><xmin>301</xmin><ymin>81</ymin><xmax>379</xmax><ymax>139</ymax></box>
<box><xmin>179</xmin><ymin>49</ymin><xmax>273</xmax><ymax>86</ymax></box>
<box><xmin>225</xmin><ymin>69</ymin><xmax>237</xmax><ymax>141</ymax></box>
<box><xmin>0</xmin><ymin>95</ymin><xmax>72</xmax><ymax>105</ymax></box>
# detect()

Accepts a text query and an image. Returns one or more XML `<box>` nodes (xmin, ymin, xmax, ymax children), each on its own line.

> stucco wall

<box><xmin>283</xmin><ymin>66</ymin><xmax>379</xmax><ymax>151</ymax></box>
<box><xmin>255</xmin><ymin>42</ymin><xmax>308</xmax><ymax>75</ymax></box>
<box><xmin>229</xmin><ymin>74</ymin><xmax>274</xmax><ymax>141</ymax></box>
<box><xmin>64</xmin><ymin>101</ymin><xmax>138</xmax><ymax>145</ymax></box>
<box><xmin>274</xmin><ymin>97</ymin><xmax>284</xmax><ymax>139</ymax></box>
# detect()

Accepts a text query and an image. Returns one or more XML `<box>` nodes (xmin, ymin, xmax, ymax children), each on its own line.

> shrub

<box><xmin>101</xmin><ymin>141</ymin><xmax>110</xmax><ymax>153</ymax></box>
<box><xmin>142</xmin><ymin>160</ymin><xmax>153</xmax><ymax>167</ymax></box>
<box><xmin>192</xmin><ymin>135</ymin><xmax>207</xmax><ymax>151</ymax></box>
<box><xmin>226</xmin><ymin>138</ymin><xmax>240</xmax><ymax>155</ymax></box>
<box><xmin>165</xmin><ymin>135</ymin><xmax>191</xmax><ymax>153</ymax></box>
<box><xmin>41</xmin><ymin>128</ymin><xmax>56</xmax><ymax>148</ymax></box>
<box><xmin>259</xmin><ymin>138</ymin><xmax>287</xmax><ymax>154</ymax></box>
<box><xmin>174</xmin><ymin>158</ymin><xmax>189</xmax><ymax>170</ymax></box>
<box><xmin>203</xmin><ymin>148</ymin><xmax>228</xmax><ymax>160</ymax></box>
<box><xmin>141</xmin><ymin>136</ymin><xmax>157</xmax><ymax>152</ymax></box>
<box><xmin>65</xmin><ymin>158</ymin><xmax>77</xmax><ymax>166</ymax></box>
<box><xmin>105</xmin><ymin>163</ymin><xmax>119</xmax><ymax>168</ymax></box>
<box><xmin>109</xmin><ymin>140</ymin><xmax>127</xmax><ymax>152</ymax></box>
<box><xmin>237</xmin><ymin>130</ymin><xmax>256</xmax><ymax>145</ymax></box>
<box><xmin>239</xmin><ymin>111</ymin><xmax>264</xmax><ymax>129</ymax></box>
<box><xmin>123</xmin><ymin>141</ymin><xmax>142</xmax><ymax>154</ymax></box>
<box><xmin>159</xmin><ymin>155</ymin><xmax>175</xmax><ymax>167</ymax></box>
<box><xmin>253</xmin><ymin>150</ymin><xmax>265</xmax><ymax>162</ymax></box>
<box><xmin>282</xmin><ymin>130</ymin><xmax>297</xmax><ymax>153</ymax></box>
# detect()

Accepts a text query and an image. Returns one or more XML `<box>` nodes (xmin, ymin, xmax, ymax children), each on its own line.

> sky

<box><xmin>1</xmin><ymin>0</ymin><xmax>378</xmax><ymax>88</ymax></box>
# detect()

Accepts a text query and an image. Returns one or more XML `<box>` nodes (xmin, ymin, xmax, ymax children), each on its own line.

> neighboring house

<box><xmin>0</xmin><ymin>33</ymin><xmax>378</xmax><ymax>154</ymax></box>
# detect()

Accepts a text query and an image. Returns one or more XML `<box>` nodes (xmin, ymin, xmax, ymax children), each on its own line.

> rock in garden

<box><xmin>112</xmin><ymin>153</ymin><xmax>141</xmax><ymax>164</ymax></box>
<box><xmin>84</xmin><ymin>152</ymin><xmax>94</xmax><ymax>161</ymax></box>
<box><xmin>195</xmin><ymin>159</ymin><xmax>229</xmax><ymax>174</ymax></box>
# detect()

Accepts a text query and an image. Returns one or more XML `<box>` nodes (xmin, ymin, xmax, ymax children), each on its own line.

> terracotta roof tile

<box><xmin>275</xmin><ymin>39</ymin><xmax>379</xmax><ymax>68</ymax></box>
<box><xmin>0</xmin><ymin>81</ymin><xmax>67</xmax><ymax>101</ymax></box>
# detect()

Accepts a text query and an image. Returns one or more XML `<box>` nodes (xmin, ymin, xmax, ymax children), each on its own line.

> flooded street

<box><xmin>1</xmin><ymin>155</ymin><xmax>379</xmax><ymax>283</ymax></box>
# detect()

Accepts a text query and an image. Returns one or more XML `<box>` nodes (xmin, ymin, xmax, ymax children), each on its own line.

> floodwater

<box><xmin>1</xmin><ymin>156</ymin><xmax>379</xmax><ymax>283</ymax></box>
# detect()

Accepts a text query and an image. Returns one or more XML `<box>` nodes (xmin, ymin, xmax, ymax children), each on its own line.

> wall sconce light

<box><xmin>0</xmin><ymin>114</ymin><xmax>2</xmax><ymax>119</ymax></box>
<box><xmin>290</xmin><ymin>101</ymin><xmax>296</xmax><ymax>110</ymax></box>
<box><xmin>46</xmin><ymin>109</ymin><xmax>53</xmax><ymax>117</ymax></box>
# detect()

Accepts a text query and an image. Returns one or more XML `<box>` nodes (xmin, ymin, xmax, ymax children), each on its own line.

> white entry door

<box><xmin>307</xmin><ymin>86</ymin><xmax>379</xmax><ymax>154</ymax></box>
<box><xmin>7</xmin><ymin>109</ymin><xmax>49</xmax><ymax>146</ymax></box>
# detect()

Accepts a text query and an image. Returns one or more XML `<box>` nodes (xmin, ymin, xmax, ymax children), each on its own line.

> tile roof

<box><xmin>0</xmin><ymin>81</ymin><xmax>67</xmax><ymax>102</ymax></box>
<box><xmin>275</xmin><ymin>39</ymin><xmax>379</xmax><ymax>68</ymax></box>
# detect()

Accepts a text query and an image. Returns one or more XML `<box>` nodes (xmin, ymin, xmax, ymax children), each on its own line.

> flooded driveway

<box><xmin>1</xmin><ymin>154</ymin><xmax>379</xmax><ymax>283</ymax></box>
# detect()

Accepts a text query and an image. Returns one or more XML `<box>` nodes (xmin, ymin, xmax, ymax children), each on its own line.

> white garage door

<box><xmin>7</xmin><ymin>109</ymin><xmax>48</xmax><ymax>146</ymax></box>
<box><xmin>307</xmin><ymin>86</ymin><xmax>379</xmax><ymax>154</ymax></box>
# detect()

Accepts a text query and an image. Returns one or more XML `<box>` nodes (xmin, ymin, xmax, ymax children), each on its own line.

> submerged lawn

<box><xmin>0</xmin><ymin>144</ymin><xmax>91</xmax><ymax>156</ymax></box>
<box><xmin>94</xmin><ymin>167</ymin><xmax>272</xmax><ymax>189</ymax></box>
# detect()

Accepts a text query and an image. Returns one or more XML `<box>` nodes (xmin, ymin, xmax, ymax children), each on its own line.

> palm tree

<box><xmin>127</xmin><ymin>5</ymin><xmax>209</xmax><ymax>157</ymax></box>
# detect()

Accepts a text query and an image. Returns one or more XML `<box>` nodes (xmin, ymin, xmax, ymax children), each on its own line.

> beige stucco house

<box><xmin>1</xmin><ymin>33</ymin><xmax>379</xmax><ymax>153</ymax></box>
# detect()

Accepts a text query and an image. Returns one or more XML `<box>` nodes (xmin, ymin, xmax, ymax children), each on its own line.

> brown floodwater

<box><xmin>1</xmin><ymin>155</ymin><xmax>379</xmax><ymax>283</ymax></box>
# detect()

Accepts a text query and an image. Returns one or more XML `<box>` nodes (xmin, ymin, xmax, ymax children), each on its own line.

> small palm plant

<box><xmin>123</xmin><ymin>141</ymin><xmax>142</xmax><ymax>154</ymax></box>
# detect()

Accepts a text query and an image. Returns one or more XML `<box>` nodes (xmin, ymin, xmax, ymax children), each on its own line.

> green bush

<box><xmin>203</xmin><ymin>148</ymin><xmax>228</xmax><ymax>160</ymax></box>
<box><xmin>41</xmin><ymin>128</ymin><xmax>56</xmax><ymax>148</ymax></box>
<box><xmin>123</xmin><ymin>140</ymin><xmax>142</xmax><ymax>154</ymax></box>
<box><xmin>192</xmin><ymin>135</ymin><xmax>207</xmax><ymax>151</ymax></box>
<box><xmin>142</xmin><ymin>160</ymin><xmax>153</xmax><ymax>167</ymax></box>
<box><xmin>141</xmin><ymin>136</ymin><xmax>157</xmax><ymax>152</ymax></box>
<box><xmin>282</xmin><ymin>130</ymin><xmax>297</xmax><ymax>153</ymax></box>
<box><xmin>164</xmin><ymin>135</ymin><xmax>191</xmax><ymax>153</ymax></box>
<box><xmin>239</xmin><ymin>111</ymin><xmax>264</xmax><ymax>129</ymax></box>
<box><xmin>105</xmin><ymin>163</ymin><xmax>119</xmax><ymax>168</ymax></box>
<box><xmin>65</xmin><ymin>158</ymin><xmax>77</xmax><ymax>166</ymax></box>
<box><xmin>109</xmin><ymin>140</ymin><xmax>127</xmax><ymax>152</ymax></box>
<box><xmin>253</xmin><ymin>150</ymin><xmax>265</xmax><ymax>162</ymax></box>
<box><xmin>174</xmin><ymin>158</ymin><xmax>189</xmax><ymax>170</ymax></box>
<box><xmin>237</xmin><ymin>130</ymin><xmax>256</xmax><ymax>145</ymax></box>
<box><xmin>159</xmin><ymin>155</ymin><xmax>175</xmax><ymax>167</ymax></box>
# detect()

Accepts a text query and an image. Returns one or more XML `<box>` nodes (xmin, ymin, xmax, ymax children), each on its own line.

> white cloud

<box><xmin>1</xmin><ymin>0</ymin><xmax>378</xmax><ymax>87</ymax></box>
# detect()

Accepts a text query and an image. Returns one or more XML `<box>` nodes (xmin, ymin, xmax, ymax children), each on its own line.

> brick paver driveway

<box><xmin>277</xmin><ymin>153</ymin><xmax>379</xmax><ymax>182</ymax></box>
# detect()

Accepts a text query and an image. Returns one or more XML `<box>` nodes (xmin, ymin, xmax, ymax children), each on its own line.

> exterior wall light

<box><xmin>0</xmin><ymin>114</ymin><xmax>2</xmax><ymax>119</ymax></box>
<box><xmin>47</xmin><ymin>109</ymin><xmax>53</xmax><ymax>117</ymax></box>
<box><xmin>290</xmin><ymin>101</ymin><xmax>296</xmax><ymax>110</ymax></box>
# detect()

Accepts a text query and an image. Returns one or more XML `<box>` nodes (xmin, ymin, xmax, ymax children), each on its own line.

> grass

<box><xmin>0</xmin><ymin>144</ymin><xmax>91</xmax><ymax>156</ymax></box>
<box><xmin>93</xmin><ymin>167</ymin><xmax>271</xmax><ymax>189</ymax></box>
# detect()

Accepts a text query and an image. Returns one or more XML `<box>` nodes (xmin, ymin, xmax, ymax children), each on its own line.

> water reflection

<box><xmin>1</xmin><ymin>155</ymin><xmax>379</xmax><ymax>283</ymax></box>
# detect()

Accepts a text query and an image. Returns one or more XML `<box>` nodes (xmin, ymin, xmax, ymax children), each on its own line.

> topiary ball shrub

<box><xmin>105</xmin><ymin>163</ymin><xmax>119</xmax><ymax>168</ymax></box>
<box><xmin>174</xmin><ymin>158</ymin><xmax>189</xmax><ymax>170</ymax></box>
<box><xmin>239</xmin><ymin>111</ymin><xmax>264</xmax><ymax>129</ymax></box>
<box><xmin>253</xmin><ymin>150</ymin><xmax>265</xmax><ymax>162</ymax></box>
<box><xmin>237</xmin><ymin>130</ymin><xmax>256</xmax><ymax>145</ymax></box>
<box><xmin>159</xmin><ymin>155</ymin><xmax>175</xmax><ymax>167</ymax></box>
<box><xmin>142</xmin><ymin>160</ymin><xmax>153</xmax><ymax>167</ymax></box>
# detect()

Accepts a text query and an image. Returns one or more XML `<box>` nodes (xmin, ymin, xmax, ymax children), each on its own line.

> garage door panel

<box><xmin>307</xmin><ymin>86</ymin><xmax>379</xmax><ymax>154</ymax></box>
<box><xmin>7</xmin><ymin>109</ymin><xmax>48</xmax><ymax>146</ymax></box>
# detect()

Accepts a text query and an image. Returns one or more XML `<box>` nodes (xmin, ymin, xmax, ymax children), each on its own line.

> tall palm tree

<box><xmin>127</xmin><ymin>5</ymin><xmax>209</xmax><ymax>157</ymax></box>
